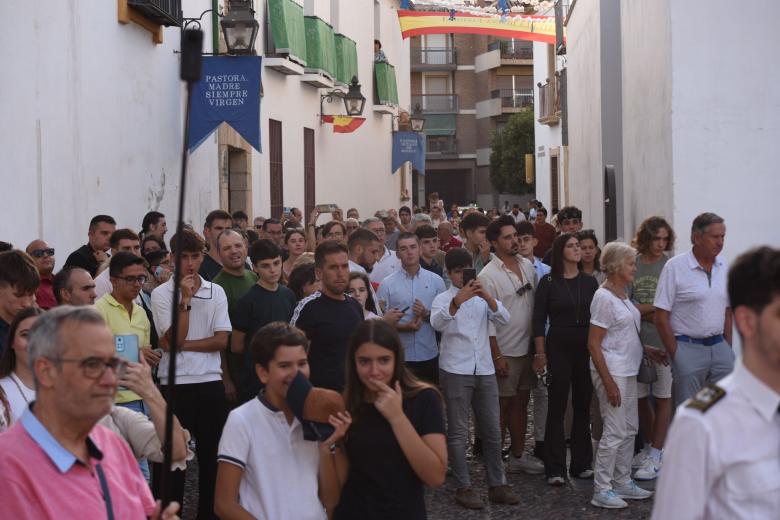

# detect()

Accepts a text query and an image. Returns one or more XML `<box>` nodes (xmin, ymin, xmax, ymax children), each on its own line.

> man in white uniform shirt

<box><xmin>652</xmin><ymin>246</ymin><xmax>780</xmax><ymax>520</ymax></box>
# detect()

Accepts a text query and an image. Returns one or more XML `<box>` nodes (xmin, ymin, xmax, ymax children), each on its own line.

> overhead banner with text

<box><xmin>188</xmin><ymin>56</ymin><xmax>262</xmax><ymax>153</ymax></box>
<box><xmin>397</xmin><ymin>9</ymin><xmax>555</xmax><ymax>44</ymax></box>
<box><xmin>392</xmin><ymin>132</ymin><xmax>426</xmax><ymax>175</ymax></box>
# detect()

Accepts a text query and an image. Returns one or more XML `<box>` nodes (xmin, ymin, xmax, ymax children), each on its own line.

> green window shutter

<box><xmin>268</xmin><ymin>0</ymin><xmax>307</xmax><ymax>66</ymax></box>
<box><xmin>422</xmin><ymin>114</ymin><xmax>456</xmax><ymax>136</ymax></box>
<box><xmin>304</xmin><ymin>16</ymin><xmax>336</xmax><ymax>79</ymax></box>
<box><xmin>334</xmin><ymin>34</ymin><xmax>358</xmax><ymax>85</ymax></box>
<box><xmin>374</xmin><ymin>62</ymin><xmax>399</xmax><ymax>106</ymax></box>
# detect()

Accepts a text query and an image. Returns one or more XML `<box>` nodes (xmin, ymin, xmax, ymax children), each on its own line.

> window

<box><xmin>269</xmin><ymin>120</ymin><xmax>284</xmax><ymax>218</ymax></box>
<box><xmin>304</xmin><ymin>128</ymin><xmax>315</xmax><ymax>219</ymax></box>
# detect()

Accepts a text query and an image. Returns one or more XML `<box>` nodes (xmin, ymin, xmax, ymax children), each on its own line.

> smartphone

<box><xmin>377</xmin><ymin>210</ymin><xmax>389</xmax><ymax>219</ymax></box>
<box><xmin>400</xmin><ymin>306</ymin><xmax>410</xmax><ymax>313</ymax></box>
<box><xmin>316</xmin><ymin>203</ymin><xmax>338</xmax><ymax>213</ymax></box>
<box><xmin>283</xmin><ymin>206</ymin><xmax>292</xmax><ymax>218</ymax></box>
<box><xmin>115</xmin><ymin>334</ymin><xmax>140</xmax><ymax>363</ymax></box>
<box><xmin>462</xmin><ymin>268</ymin><xmax>477</xmax><ymax>285</ymax></box>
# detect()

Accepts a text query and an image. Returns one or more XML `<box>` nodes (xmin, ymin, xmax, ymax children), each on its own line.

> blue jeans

<box><xmin>117</xmin><ymin>399</ymin><xmax>151</xmax><ymax>482</ymax></box>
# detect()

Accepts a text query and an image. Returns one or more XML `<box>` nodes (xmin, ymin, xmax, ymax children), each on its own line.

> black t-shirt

<box><xmin>64</xmin><ymin>244</ymin><xmax>100</xmax><ymax>277</ymax></box>
<box><xmin>0</xmin><ymin>318</ymin><xmax>9</xmax><ymax>359</ymax></box>
<box><xmin>334</xmin><ymin>388</ymin><xmax>445</xmax><ymax>520</ymax></box>
<box><xmin>198</xmin><ymin>254</ymin><xmax>223</xmax><ymax>281</ymax></box>
<box><xmin>290</xmin><ymin>292</ymin><xmax>364</xmax><ymax>392</ymax></box>
<box><xmin>532</xmin><ymin>271</ymin><xmax>600</xmax><ymax>337</ymax></box>
<box><xmin>232</xmin><ymin>284</ymin><xmax>297</xmax><ymax>401</ymax></box>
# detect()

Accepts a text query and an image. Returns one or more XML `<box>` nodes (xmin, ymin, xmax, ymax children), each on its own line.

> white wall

<box><xmin>565</xmin><ymin>0</ymin><xmax>605</xmax><ymax>235</ymax></box>
<box><xmin>252</xmin><ymin>0</ymin><xmax>411</xmax><ymax>220</ymax></box>
<box><xmin>0</xmin><ymin>0</ymin><xmax>218</xmax><ymax>256</ymax></box>
<box><xmin>532</xmin><ymin>41</ymin><xmax>563</xmax><ymax>212</ymax></box>
<box><xmin>620</xmin><ymin>0</ymin><xmax>674</xmax><ymax>238</ymax></box>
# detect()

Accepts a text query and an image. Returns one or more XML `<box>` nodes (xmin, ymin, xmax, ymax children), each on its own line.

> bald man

<box><xmin>26</xmin><ymin>239</ymin><xmax>57</xmax><ymax>309</ymax></box>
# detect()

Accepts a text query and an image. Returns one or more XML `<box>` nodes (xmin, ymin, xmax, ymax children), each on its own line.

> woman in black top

<box><xmin>333</xmin><ymin>320</ymin><xmax>447</xmax><ymax>520</ymax></box>
<box><xmin>532</xmin><ymin>233</ymin><xmax>600</xmax><ymax>485</ymax></box>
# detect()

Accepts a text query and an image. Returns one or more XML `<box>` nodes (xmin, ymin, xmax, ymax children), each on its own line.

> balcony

<box><xmin>537</xmin><ymin>78</ymin><xmax>561</xmax><ymax>125</ymax></box>
<box><xmin>128</xmin><ymin>0</ymin><xmax>182</xmax><ymax>26</ymax></box>
<box><xmin>488</xmin><ymin>40</ymin><xmax>533</xmax><ymax>63</ymax></box>
<box><xmin>373</xmin><ymin>62</ymin><xmax>399</xmax><ymax>114</ymax></box>
<box><xmin>491</xmin><ymin>89</ymin><xmax>534</xmax><ymax>111</ymax></box>
<box><xmin>410</xmin><ymin>94</ymin><xmax>459</xmax><ymax>114</ymax></box>
<box><xmin>410</xmin><ymin>47</ymin><xmax>457</xmax><ymax>71</ymax></box>
<box><xmin>426</xmin><ymin>136</ymin><xmax>458</xmax><ymax>157</ymax></box>
<box><xmin>265</xmin><ymin>0</ymin><xmax>307</xmax><ymax>75</ymax></box>
<box><xmin>301</xmin><ymin>16</ymin><xmax>336</xmax><ymax>88</ymax></box>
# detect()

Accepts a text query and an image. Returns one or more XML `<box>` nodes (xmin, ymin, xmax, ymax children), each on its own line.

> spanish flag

<box><xmin>321</xmin><ymin>115</ymin><xmax>366</xmax><ymax>134</ymax></box>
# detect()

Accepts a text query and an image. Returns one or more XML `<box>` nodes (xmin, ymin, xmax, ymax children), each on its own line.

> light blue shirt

<box><xmin>20</xmin><ymin>404</ymin><xmax>89</xmax><ymax>472</ymax></box>
<box><xmin>532</xmin><ymin>257</ymin><xmax>551</xmax><ymax>283</ymax></box>
<box><xmin>377</xmin><ymin>266</ymin><xmax>446</xmax><ymax>362</ymax></box>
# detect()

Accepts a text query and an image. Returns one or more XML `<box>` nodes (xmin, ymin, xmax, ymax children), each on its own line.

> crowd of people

<box><xmin>0</xmin><ymin>194</ymin><xmax>777</xmax><ymax>519</ymax></box>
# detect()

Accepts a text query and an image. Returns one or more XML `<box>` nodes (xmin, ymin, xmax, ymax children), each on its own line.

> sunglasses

<box><xmin>516</xmin><ymin>282</ymin><xmax>534</xmax><ymax>296</ymax></box>
<box><xmin>31</xmin><ymin>248</ymin><xmax>55</xmax><ymax>258</ymax></box>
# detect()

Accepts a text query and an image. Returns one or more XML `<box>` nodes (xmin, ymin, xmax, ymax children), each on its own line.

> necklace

<box><xmin>561</xmin><ymin>273</ymin><xmax>582</xmax><ymax>324</ymax></box>
<box><xmin>10</xmin><ymin>373</ymin><xmax>31</xmax><ymax>405</ymax></box>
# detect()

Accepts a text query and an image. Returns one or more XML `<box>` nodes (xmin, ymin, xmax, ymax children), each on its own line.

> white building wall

<box><xmin>620</xmin><ymin>0</ymin><xmax>674</xmax><ymax>236</ymax></box>
<box><xmin>532</xmin><ymin>41</ymin><xmax>564</xmax><ymax>212</ymax></box>
<box><xmin>565</xmin><ymin>0</ymin><xmax>605</xmax><ymax>235</ymax></box>
<box><xmin>0</xmin><ymin>0</ymin><xmax>218</xmax><ymax>256</ymax></box>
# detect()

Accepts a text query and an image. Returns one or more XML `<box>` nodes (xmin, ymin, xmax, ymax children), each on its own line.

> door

<box><xmin>423</xmin><ymin>74</ymin><xmax>451</xmax><ymax>111</ymax></box>
<box><xmin>422</xmin><ymin>34</ymin><xmax>448</xmax><ymax>64</ymax></box>
<box><xmin>303</xmin><ymin>128</ymin><xmax>315</xmax><ymax>221</ymax></box>
<box><xmin>269</xmin><ymin>119</ymin><xmax>283</xmax><ymax>218</ymax></box>
<box><xmin>550</xmin><ymin>155</ymin><xmax>560</xmax><ymax>211</ymax></box>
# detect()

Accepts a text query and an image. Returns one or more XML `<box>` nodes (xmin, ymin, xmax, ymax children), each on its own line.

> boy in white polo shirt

<box><xmin>215</xmin><ymin>322</ymin><xmax>351</xmax><ymax>520</ymax></box>
<box><xmin>150</xmin><ymin>229</ymin><xmax>231</xmax><ymax>518</ymax></box>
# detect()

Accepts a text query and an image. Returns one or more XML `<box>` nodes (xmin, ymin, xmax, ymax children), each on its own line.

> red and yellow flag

<box><xmin>321</xmin><ymin>115</ymin><xmax>366</xmax><ymax>133</ymax></box>
<box><xmin>397</xmin><ymin>9</ymin><xmax>556</xmax><ymax>45</ymax></box>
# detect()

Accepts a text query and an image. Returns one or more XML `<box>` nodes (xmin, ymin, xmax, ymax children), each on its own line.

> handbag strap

<box><xmin>95</xmin><ymin>463</ymin><xmax>115</xmax><ymax>520</ymax></box>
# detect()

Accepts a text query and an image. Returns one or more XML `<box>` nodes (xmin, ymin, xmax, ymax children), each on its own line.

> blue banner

<box><xmin>392</xmin><ymin>131</ymin><xmax>426</xmax><ymax>175</ymax></box>
<box><xmin>188</xmin><ymin>56</ymin><xmax>262</xmax><ymax>152</ymax></box>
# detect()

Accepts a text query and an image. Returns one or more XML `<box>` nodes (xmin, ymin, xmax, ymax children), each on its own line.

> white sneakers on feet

<box><xmin>634</xmin><ymin>457</ymin><xmax>661</xmax><ymax>480</ymax></box>
<box><xmin>591</xmin><ymin>490</ymin><xmax>628</xmax><ymax>509</ymax></box>
<box><xmin>614</xmin><ymin>480</ymin><xmax>654</xmax><ymax>500</ymax></box>
<box><xmin>631</xmin><ymin>449</ymin><xmax>648</xmax><ymax>469</ymax></box>
<box><xmin>507</xmin><ymin>453</ymin><xmax>545</xmax><ymax>474</ymax></box>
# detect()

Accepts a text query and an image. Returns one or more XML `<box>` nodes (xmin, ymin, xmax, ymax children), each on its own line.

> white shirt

<box><xmin>0</xmin><ymin>374</ymin><xmax>35</xmax><ymax>423</ymax></box>
<box><xmin>348</xmin><ymin>260</ymin><xmax>366</xmax><ymax>274</ymax></box>
<box><xmin>589</xmin><ymin>288</ymin><xmax>643</xmax><ymax>377</ymax></box>
<box><xmin>150</xmin><ymin>277</ymin><xmax>231</xmax><ymax>385</ymax></box>
<box><xmin>478</xmin><ymin>255</ymin><xmax>537</xmax><ymax>357</ymax></box>
<box><xmin>652</xmin><ymin>361</ymin><xmax>780</xmax><ymax>520</ymax></box>
<box><xmin>369</xmin><ymin>247</ymin><xmax>401</xmax><ymax>285</ymax></box>
<box><xmin>510</xmin><ymin>211</ymin><xmax>526</xmax><ymax>224</ymax></box>
<box><xmin>217</xmin><ymin>395</ymin><xmax>327</xmax><ymax>520</ymax></box>
<box><xmin>654</xmin><ymin>250</ymin><xmax>729</xmax><ymax>337</ymax></box>
<box><xmin>431</xmin><ymin>286</ymin><xmax>510</xmax><ymax>375</ymax></box>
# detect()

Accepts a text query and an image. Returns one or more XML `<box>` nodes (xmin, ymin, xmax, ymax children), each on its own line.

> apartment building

<box><xmin>409</xmin><ymin>33</ymin><xmax>534</xmax><ymax>209</ymax></box>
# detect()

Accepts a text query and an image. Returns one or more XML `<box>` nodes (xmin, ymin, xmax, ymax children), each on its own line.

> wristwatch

<box><xmin>178</xmin><ymin>303</ymin><xmax>192</xmax><ymax>312</ymax></box>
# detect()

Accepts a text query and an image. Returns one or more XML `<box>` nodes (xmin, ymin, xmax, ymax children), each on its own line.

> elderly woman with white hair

<box><xmin>587</xmin><ymin>242</ymin><xmax>654</xmax><ymax>509</ymax></box>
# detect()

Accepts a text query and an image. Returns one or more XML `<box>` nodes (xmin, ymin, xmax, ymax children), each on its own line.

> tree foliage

<box><xmin>489</xmin><ymin>110</ymin><xmax>535</xmax><ymax>195</ymax></box>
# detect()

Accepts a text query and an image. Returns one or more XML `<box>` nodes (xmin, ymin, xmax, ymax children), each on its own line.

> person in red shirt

<box><xmin>533</xmin><ymin>208</ymin><xmax>557</xmax><ymax>259</ymax></box>
<box><xmin>26</xmin><ymin>240</ymin><xmax>57</xmax><ymax>309</ymax></box>
<box><xmin>437</xmin><ymin>222</ymin><xmax>463</xmax><ymax>252</ymax></box>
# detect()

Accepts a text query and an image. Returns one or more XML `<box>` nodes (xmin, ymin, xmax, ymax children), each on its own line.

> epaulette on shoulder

<box><xmin>685</xmin><ymin>384</ymin><xmax>726</xmax><ymax>413</ymax></box>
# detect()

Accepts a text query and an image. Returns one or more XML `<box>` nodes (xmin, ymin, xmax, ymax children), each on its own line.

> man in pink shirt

<box><xmin>0</xmin><ymin>306</ymin><xmax>178</xmax><ymax>519</ymax></box>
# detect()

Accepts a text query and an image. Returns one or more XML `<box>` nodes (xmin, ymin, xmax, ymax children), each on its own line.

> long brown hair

<box><xmin>0</xmin><ymin>307</ymin><xmax>44</xmax><ymax>378</ymax></box>
<box><xmin>343</xmin><ymin>320</ymin><xmax>439</xmax><ymax>420</ymax></box>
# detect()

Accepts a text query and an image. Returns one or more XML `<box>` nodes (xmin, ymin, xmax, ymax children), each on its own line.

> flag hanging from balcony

<box><xmin>188</xmin><ymin>56</ymin><xmax>262</xmax><ymax>153</ymax></box>
<box><xmin>396</xmin><ymin>9</ymin><xmax>555</xmax><ymax>44</ymax></box>
<box><xmin>392</xmin><ymin>131</ymin><xmax>426</xmax><ymax>175</ymax></box>
<box><xmin>321</xmin><ymin>115</ymin><xmax>366</xmax><ymax>133</ymax></box>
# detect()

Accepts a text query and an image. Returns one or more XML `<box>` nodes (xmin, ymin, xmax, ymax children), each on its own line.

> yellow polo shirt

<box><xmin>94</xmin><ymin>293</ymin><xmax>151</xmax><ymax>404</ymax></box>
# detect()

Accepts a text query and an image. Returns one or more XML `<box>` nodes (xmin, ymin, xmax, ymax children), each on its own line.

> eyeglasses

<box><xmin>116</xmin><ymin>275</ymin><xmax>148</xmax><ymax>285</ymax></box>
<box><xmin>254</xmin><ymin>225</ymin><xmax>264</xmax><ymax>230</ymax></box>
<box><xmin>50</xmin><ymin>356</ymin><xmax>127</xmax><ymax>379</ymax></box>
<box><xmin>31</xmin><ymin>248</ymin><xmax>55</xmax><ymax>258</ymax></box>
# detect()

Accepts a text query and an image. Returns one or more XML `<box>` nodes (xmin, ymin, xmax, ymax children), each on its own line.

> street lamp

<box><xmin>320</xmin><ymin>76</ymin><xmax>366</xmax><ymax>121</ymax></box>
<box><xmin>410</xmin><ymin>115</ymin><xmax>425</xmax><ymax>132</ymax></box>
<box><xmin>221</xmin><ymin>0</ymin><xmax>259</xmax><ymax>55</ymax></box>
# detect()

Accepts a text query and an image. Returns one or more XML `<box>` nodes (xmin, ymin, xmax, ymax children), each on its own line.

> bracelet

<box><xmin>534</xmin><ymin>353</ymin><xmax>545</xmax><ymax>357</ymax></box>
<box><xmin>493</xmin><ymin>355</ymin><xmax>504</xmax><ymax>361</ymax></box>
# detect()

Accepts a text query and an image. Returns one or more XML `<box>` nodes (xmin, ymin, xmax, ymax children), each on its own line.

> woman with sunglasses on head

<box><xmin>333</xmin><ymin>320</ymin><xmax>447</xmax><ymax>520</ymax></box>
<box><xmin>0</xmin><ymin>307</ymin><xmax>44</xmax><ymax>425</ymax></box>
<box><xmin>532</xmin><ymin>233</ymin><xmax>600</xmax><ymax>486</ymax></box>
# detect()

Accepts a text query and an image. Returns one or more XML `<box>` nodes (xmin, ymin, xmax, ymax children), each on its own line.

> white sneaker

<box><xmin>591</xmin><ymin>490</ymin><xmax>628</xmax><ymax>509</ymax></box>
<box><xmin>507</xmin><ymin>453</ymin><xmax>544</xmax><ymax>474</ymax></box>
<box><xmin>614</xmin><ymin>480</ymin><xmax>654</xmax><ymax>500</ymax></box>
<box><xmin>634</xmin><ymin>457</ymin><xmax>661</xmax><ymax>481</ymax></box>
<box><xmin>631</xmin><ymin>449</ymin><xmax>648</xmax><ymax>469</ymax></box>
